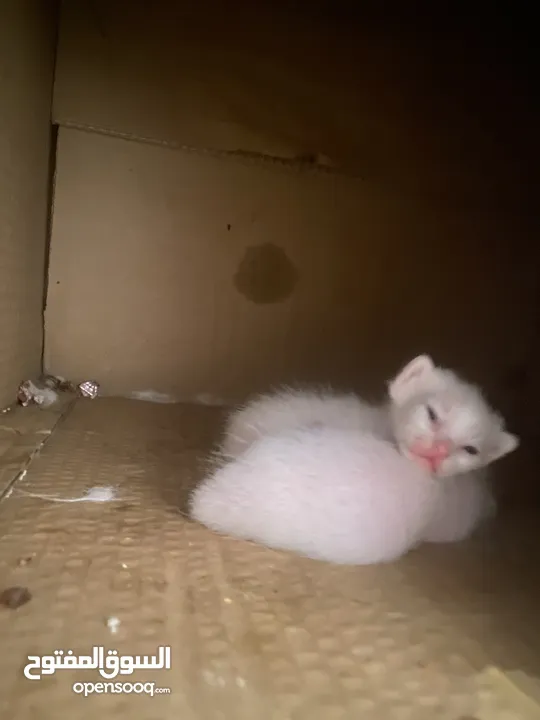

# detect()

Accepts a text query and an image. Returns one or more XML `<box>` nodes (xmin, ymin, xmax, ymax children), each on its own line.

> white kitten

<box><xmin>191</xmin><ymin>426</ymin><xmax>437</xmax><ymax>565</ymax></box>
<box><xmin>219</xmin><ymin>355</ymin><xmax>519</xmax><ymax>544</ymax></box>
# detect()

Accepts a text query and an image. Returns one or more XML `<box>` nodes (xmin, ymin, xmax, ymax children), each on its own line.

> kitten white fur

<box><xmin>221</xmin><ymin>387</ymin><xmax>392</xmax><ymax>459</ymax></box>
<box><xmin>224</xmin><ymin>356</ymin><xmax>517</xmax><ymax>479</ymax></box>
<box><xmin>421</xmin><ymin>469</ymin><xmax>496</xmax><ymax>543</ymax></box>
<box><xmin>191</xmin><ymin>426</ymin><xmax>437</xmax><ymax>565</ymax></box>
<box><xmin>216</xmin><ymin>355</ymin><xmax>519</xmax><ymax>546</ymax></box>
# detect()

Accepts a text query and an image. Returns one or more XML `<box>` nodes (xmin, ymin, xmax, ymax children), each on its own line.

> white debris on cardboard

<box><xmin>128</xmin><ymin>389</ymin><xmax>229</xmax><ymax>406</ymax></box>
<box><xmin>77</xmin><ymin>380</ymin><xmax>100</xmax><ymax>399</ymax></box>
<box><xmin>106</xmin><ymin>617</ymin><xmax>121</xmax><ymax>634</ymax></box>
<box><xmin>14</xmin><ymin>485</ymin><xmax>120</xmax><ymax>504</ymax></box>
<box><xmin>128</xmin><ymin>390</ymin><xmax>178</xmax><ymax>404</ymax></box>
<box><xmin>17</xmin><ymin>375</ymin><xmax>100</xmax><ymax>408</ymax></box>
<box><xmin>17</xmin><ymin>380</ymin><xmax>59</xmax><ymax>408</ymax></box>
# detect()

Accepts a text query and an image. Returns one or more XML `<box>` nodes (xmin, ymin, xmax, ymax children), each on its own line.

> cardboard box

<box><xmin>1</xmin><ymin>3</ymin><xmax>539</xmax><ymax>717</ymax></box>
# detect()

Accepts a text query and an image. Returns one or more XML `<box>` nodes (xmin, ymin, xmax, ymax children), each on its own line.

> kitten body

<box><xmin>421</xmin><ymin>469</ymin><xmax>496</xmax><ymax>543</ymax></box>
<box><xmin>216</xmin><ymin>356</ymin><xmax>518</xmax><ymax>546</ymax></box>
<box><xmin>191</xmin><ymin>426</ymin><xmax>437</xmax><ymax>565</ymax></box>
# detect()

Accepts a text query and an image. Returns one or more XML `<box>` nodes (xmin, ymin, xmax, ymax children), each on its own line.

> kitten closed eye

<box><xmin>426</xmin><ymin>405</ymin><xmax>438</xmax><ymax>423</ymax></box>
<box><xmin>462</xmin><ymin>445</ymin><xmax>479</xmax><ymax>455</ymax></box>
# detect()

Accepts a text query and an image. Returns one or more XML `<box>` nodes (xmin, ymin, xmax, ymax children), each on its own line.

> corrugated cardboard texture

<box><xmin>0</xmin><ymin>398</ymin><xmax>539</xmax><ymax>718</ymax></box>
<box><xmin>0</xmin><ymin>400</ymin><xmax>69</xmax><ymax>498</ymax></box>
<box><xmin>0</xmin><ymin>0</ymin><xmax>56</xmax><ymax>409</ymax></box>
<box><xmin>45</xmin><ymin>127</ymin><xmax>535</xmax><ymax>403</ymax></box>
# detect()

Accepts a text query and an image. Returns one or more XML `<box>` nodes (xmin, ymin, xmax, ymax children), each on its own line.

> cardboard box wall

<box><xmin>2</xmin><ymin>12</ymin><xmax>540</xmax><ymax>716</ymax></box>
<box><xmin>46</xmin><ymin>0</ymin><xmax>537</xmax><ymax>414</ymax></box>
<box><xmin>0</xmin><ymin>0</ymin><xmax>57</xmax><ymax>408</ymax></box>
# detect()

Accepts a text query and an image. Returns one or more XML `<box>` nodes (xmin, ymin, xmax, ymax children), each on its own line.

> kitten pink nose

<box><xmin>421</xmin><ymin>442</ymin><xmax>449</xmax><ymax>459</ymax></box>
<box><xmin>411</xmin><ymin>440</ymin><xmax>450</xmax><ymax>467</ymax></box>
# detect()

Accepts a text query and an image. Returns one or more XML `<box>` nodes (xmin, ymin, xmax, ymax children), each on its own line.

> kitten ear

<box><xmin>388</xmin><ymin>354</ymin><xmax>435</xmax><ymax>404</ymax></box>
<box><xmin>490</xmin><ymin>431</ymin><xmax>519</xmax><ymax>461</ymax></box>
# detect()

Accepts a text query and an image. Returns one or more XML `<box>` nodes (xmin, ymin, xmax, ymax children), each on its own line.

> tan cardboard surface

<box><xmin>0</xmin><ymin>399</ymin><xmax>71</xmax><ymax>498</ymax></box>
<box><xmin>0</xmin><ymin>398</ymin><xmax>539</xmax><ymax>718</ymax></box>
<box><xmin>45</xmin><ymin>127</ymin><xmax>535</xmax><ymax>404</ymax></box>
<box><xmin>0</xmin><ymin>0</ymin><xmax>56</xmax><ymax>408</ymax></box>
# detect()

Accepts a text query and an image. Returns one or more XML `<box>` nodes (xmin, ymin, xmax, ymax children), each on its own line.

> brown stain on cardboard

<box><xmin>0</xmin><ymin>586</ymin><xmax>32</xmax><ymax>609</ymax></box>
<box><xmin>234</xmin><ymin>243</ymin><xmax>298</xmax><ymax>304</ymax></box>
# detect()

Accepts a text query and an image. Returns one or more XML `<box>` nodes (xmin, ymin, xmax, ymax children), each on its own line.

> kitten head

<box><xmin>387</xmin><ymin>354</ymin><xmax>519</xmax><ymax>478</ymax></box>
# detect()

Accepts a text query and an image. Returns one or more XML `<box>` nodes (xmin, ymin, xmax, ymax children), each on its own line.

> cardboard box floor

<box><xmin>0</xmin><ymin>397</ymin><xmax>540</xmax><ymax>718</ymax></box>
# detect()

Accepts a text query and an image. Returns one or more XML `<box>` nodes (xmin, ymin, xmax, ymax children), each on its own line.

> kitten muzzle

<box><xmin>409</xmin><ymin>440</ymin><xmax>450</xmax><ymax>473</ymax></box>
